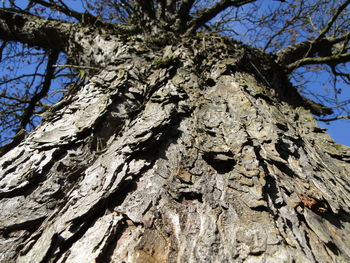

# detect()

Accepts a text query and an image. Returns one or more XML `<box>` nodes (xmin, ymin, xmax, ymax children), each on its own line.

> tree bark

<box><xmin>1</xmin><ymin>32</ymin><xmax>350</xmax><ymax>263</ymax></box>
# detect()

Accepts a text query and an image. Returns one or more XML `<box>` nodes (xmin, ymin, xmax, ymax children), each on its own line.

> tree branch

<box><xmin>120</xmin><ymin>0</ymin><xmax>135</xmax><ymax>16</ymax></box>
<box><xmin>0</xmin><ymin>128</ymin><xmax>25</xmax><ymax>157</ymax></box>
<box><xmin>185</xmin><ymin>0</ymin><xmax>256</xmax><ymax>34</ymax></box>
<box><xmin>165</xmin><ymin>0</ymin><xmax>177</xmax><ymax>14</ymax></box>
<box><xmin>302</xmin><ymin>97</ymin><xmax>333</xmax><ymax>116</ymax></box>
<box><xmin>176</xmin><ymin>0</ymin><xmax>196</xmax><ymax>31</ymax></box>
<box><xmin>317</xmin><ymin>115</ymin><xmax>350</xmax><ymax>122</ymax></box>
<box><xmin>0</xmin><ymin>73</ymin><xmax>45</xmax><ymax>86</ymax></box>
<box><xmin>178</xmin><ymin>0</ymin><xmax>196</xmax><ymax>17</ymax></box>
<box><xmin>53</xmin><ymin>64</ymin><xmax>100</xmax><ymax>70</ymax></box>
<box><xmin>0</xmin><ymin>8</ymin><xmax>73</xmax><ymax>51</ymax></box>
<box><xmin>19</xmin><ymin>50</ymin><xmax>59</xmax><ymax>130</ymax></box>
<box><xmin>135</xmin><ymin>0</ymin><xmax>156</xmax><ymax>19</ymax></box>
<box><xmin>286</xmin><ymin>52</ymin><xmax>350</xmax><ymax>71</ymax></box>
<box><xmin>314</xmin><ymin>0</ymin><xmax>350</xmax><ymax>41</ymax></box>
<box><xmin>275</xmin><ymin>1</ymin><xmax>350</xmax><ymax>72</ymax></box>
<box><xmin>263</xmin><ymin>1</ymin><xmax>304</xmax><ymax>51</ymax></box>
<box><xmin>276</xmin><ymin>33</ymin><xmax>350</xmax><ymax>70</ymax></box>
<box><xmin>334</xmin><ymin>69</ymin><xmax>350</xmax><ymax>84</ymax></box>
<box><xmin>0</xmin><ymin>40</ymin><xmax>6</xmax><ymax>62</ymax></box>
<box><xmin>27</xmin><ymin>0</ymin><xmax>98</xmax><ymax>24</ymax></box>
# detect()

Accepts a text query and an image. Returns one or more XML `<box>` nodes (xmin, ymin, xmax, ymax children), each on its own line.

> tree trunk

<box><xmin>1</xmin><ymin>33</ymin><xmax>350</xmax><ymax>263</ymax></box>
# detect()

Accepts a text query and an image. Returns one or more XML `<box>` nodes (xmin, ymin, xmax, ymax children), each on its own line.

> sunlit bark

<box><xmin>1</xmin><ymin>30</ymin><xmax>350</xmax><ymax>262</ymax></box>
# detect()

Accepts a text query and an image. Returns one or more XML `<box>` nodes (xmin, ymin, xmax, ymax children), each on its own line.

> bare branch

<box><xmin>0</xmin><ymin>128</ymin><xmax>25</xmax><ymax>157</ymax></box>
<box><xmin>176</xmin><ymin>0</ymin><xmax>196</xmax><ymax>31</ymax></box>
<box><xmin>315</xmin><ymin>0</ymin><xmax>350</xmax><ymax>41</ymax></box>
<box><xmin>53</xmin><ymin>64</ymin><xmax>100</xmax><ymax>70</ymax></box>
<box><xmin>263</xmin><ymin>2</ymin><xmax>304</xmax><ymax>51</ymax></box>
<box><xmin>334</xmin><ymin>69</ymin><xmax>350</xmax><ymax>84</ymax></box>
<box><xmin>275</xmin><ymin>1</ymin><xmax>350</xmax><ymax>72</ymax></box>
<box><xmin>119</xmin><ymin>0</ymin><xmax>135</xmax><ymax>15</ymax></box>
<box><xmin>0</xmin><ymin>40</ymin><xmax>6</xmax><ymax>61</ymax></box>
<box><xmin>27</xmin><ymin>0</ymin><xmax>98</xmax><ymax>24</ymax></box>
<box><xmin>0</xmin><ymin>73</ymin><xmax>45</xmax><ymax>86</ymax></box>
<box><xmin>178</xmin><ymin>0</ymin><xmax>196</xmax><ymax>17</ymax></box>
<box><xmin>277</xmin><ymin>32</ymin><xmax>350</xmax><ymax>70</ymax></box>
<box><xmin>135</xmin><ymin>0</ymin><xmax>156</xmax><ymax>19</ymax></box>
<box><xmin>186</xmin><ymin>0</ymin><xmax>256</xmax><ymax>34</ymax></box>
<box><xmin>317</xmin><ymin>115</ymin><xmax>350</xmax><ymax>122</ymax></box>
<box><xmin>286</xmin><ymin>52</ymin><xmax>350</xmax><ymax>71</ymax></box>
<box><xmin>0</xmin><ymin>8</ymin><xmax>72</xmax><ymax>51</ymax></box>
<box><xmin>19</xmin><ymin>50</ymin><xmax>59</xmax><ymax>130</ymax></box>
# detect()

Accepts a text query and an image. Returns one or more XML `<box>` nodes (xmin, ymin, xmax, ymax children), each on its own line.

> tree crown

<box><xmin>0</xmin><ymin>0</ymin><xmax>349</xmax><ymax>144</ymax></box>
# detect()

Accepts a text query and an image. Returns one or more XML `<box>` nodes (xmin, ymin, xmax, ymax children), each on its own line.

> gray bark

<box><xmin>1</xmin><ymin>32</ymin><xmax>350</xmax><ymax>263</ymax></box>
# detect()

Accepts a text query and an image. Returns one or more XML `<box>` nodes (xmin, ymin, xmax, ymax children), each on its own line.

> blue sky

<box><xmin>319</xmin><ymin>120</ymin><xmax>350</xmax><ymax>146</ymax></box>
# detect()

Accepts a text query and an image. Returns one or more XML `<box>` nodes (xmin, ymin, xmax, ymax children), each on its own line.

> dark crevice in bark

<box><xmin>337</xmin><ymin>209</ymin><xmax>350</xmax><ymax>223</ymax></box>
<box><xmin>72</xmin><ymin>129</ymin><xmax>93</xmax><ymax>143</ymax></box>
<box><xmin>254</xmin><ymin>144</ymin><xmax>284</xmax><ymax>210</ymax></box>
<box><xmin>176</xmin><ymin>192</ymin><xmax>203</xmax><ymax>203</ymax></box>
<box><xmin>319</xmin><ymin>208</ymin><xmax>350</xmax><ymax>229</ymax></box>
<box><xmin>263</xmin><ymin>173</ymin><xmax>284</xmax><ymax>209</ymax></box>
<box><xmin>0</xmin><ymin>148</ymin><xmax>68</xmax><ymax>199</ymax></box>
<box><xmin>283</xmin><ymin>135</ymin><xmax>304</xmax><ymax>151</ymax></box>
<box><xmin>91</xmin><ymin>104</ymin><xmax>127</xmax><ymax>153</ymax></box>
<box><xmin>126</xmin><ymin>69</ymin><xmax>181</xmax><ymax>124</ymax></box>
<box><xmin>275</xmin><ymin>140</ymin><xmax>293</xmax><ymax>160</ymax></box>
<box><xmin>205</xmin><ymin>77</ymin><xmax>216</xmax><ymax>87</ymax></box>
<box><xmin>130</xmin><ymin>108</ymin><xmax>192</xmax><ymax>157</ymax></box>
<box><xmin>40</xmin><ymin>233</ymin><xmax>63</xmax><ymax>263</ymax></box>
<box><xmin>94</xmin><ymin>220</ymin><xmax>129</xmax><ymax>263</ymax></box>
<box><xmin>250</xmin><ymin>205</ymin><xmax>270</xmax><ymax>213</ymax></box>
<box><xmin>56</xmin><ymin>161</ymin><xmax>152</xmax><ymax>260</ymax></box>
<box><xmin>50</xmin><ymin>176</ymin><xmax>138</xmax><ymax>261</ymax></box>
<box><xmin>1</xmin><ymin>149</ymin><xmax>27</xmax><ymax>170</ymax></box>
<box><xmin>270</xmin><ymin>160</ymin><xmax>297</xmax><ymax>178</ymax></box>
<box><xmin>251</xmin><ymin>92</ymin><xmax>276</xmax><ymax>105</ymax></box>
<box><xmin>296</xmin><ymin>209</ymin><xmax>307</xmax><ymax>224</ymax></box>
<box><xmin>303</xmin><ymin>231</ymin><xmax>315</xmax><ymax>260</ymax></box>
<box><xmin>202</xmin><ymin>151</ymin><xmax>236</xmax><ymax>174</ymax></box>
<box><xmin>249</xmin><ymin>250</ymin><xmax>265</xmax><ymax>256</ymax></box>
<box><xmin>60</xmin><ymin>164</ymin><xmax>90</xmax><ymax>185</ymax></box>
<box><xmin>48</xmin><ymin>105</ymin><xmax>189</xmax><ymax>260</ymax></box>
<box><xmin>131</xmin><ymin>125</ymin><xmax>186</xmax><ymax>176</ymax></box>
<box><xmin>108</xmin><ymin>166</ymin><xmax>152</xmax><ymax>209</ymax></box>
<box><xmin>285</xmin><ymin>218</ymin><xmax>293</xmax><ymax>230</ymax></box>
<box><xmin>276</xmin><ymin>123</ymin><xmax>289</xmax><ymax>132</ymax></box>
<box><xmin>1</xmin><ymin>217</ymin><xmax>46</xmax><ymax>236</ymax></box>
<box><xmin>326</xmin><ymin>241</ymin><xmax>341</xmax><ymax>256</ymax></box>
<box><xmin>327</xmin><ymin>152</ymin><xmax>350</xmax><ymax>162</ymax></box>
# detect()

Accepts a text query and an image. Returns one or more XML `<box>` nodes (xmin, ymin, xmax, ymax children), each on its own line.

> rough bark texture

<box><xmin>1</xmin><ymin>32</ymin><xmax>350</xmax><ymax>263</ymax></box>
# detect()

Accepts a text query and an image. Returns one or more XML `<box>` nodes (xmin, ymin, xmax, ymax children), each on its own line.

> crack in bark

<box><xmin>0</xmin><ymin>147</ymin><xmax>68</xmax><ymax>199</ymax></box>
